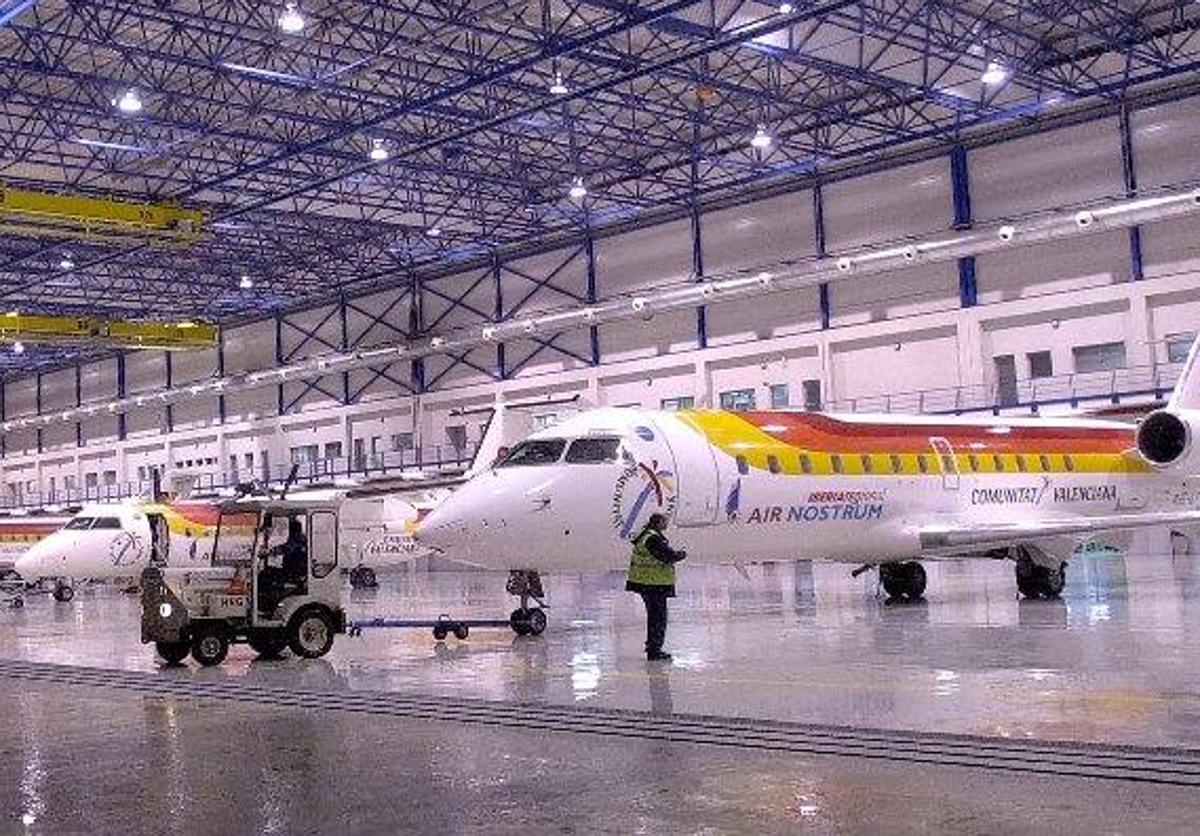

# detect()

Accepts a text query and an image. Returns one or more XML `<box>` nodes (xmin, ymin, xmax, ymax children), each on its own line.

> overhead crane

<box><xmin>0</xmin><ymin>184</ymin><xmax>205</xmax><ymax>245</ymax></box>
<box><xmin>0</xmin><ymin>313</ymin><xmax>217</xmax><ymax>351</ymax></box>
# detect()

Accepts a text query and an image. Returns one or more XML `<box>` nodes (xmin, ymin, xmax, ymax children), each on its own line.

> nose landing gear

<box><xmin>506</xmin><ymin>570</ymin><xmax>547</xmax><ymax>636</ymax></box>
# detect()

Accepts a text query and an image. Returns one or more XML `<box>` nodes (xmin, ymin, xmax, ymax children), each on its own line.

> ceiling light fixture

<box><xmin>239</xmin><ymin>274</ymin><xmax>253</xmax><ymax>289</ymax></box>
<box><xmin>12</xmin><ymin>341</ymin><xmax>24</xmax><ymax>355</ymax></box>
<box><xmin>568</xmin><ymin>177</ymin><xmax>587</xmax><ymax>199</ymax></box>
<box><xmin>113</xmin><ymin>89</ymin><xmax>143</xmax><ymax>114</ymax></box>
<box><xmin>427</xmin><ymin>226</ymin><xmax>442</xmax><ymax>237</ymax></box>
<box><xmin>58</xmin><ymin>255</ymin><xmax>75</xmax><ymax>270</ymax></box>
<box><xmin>750</xmin><ymin>125</ymin><xmax>773</xmax><ymax>149</ymax></box>
<box><xmin>369</xmin><ymin>138</ymin><xmax>389</xmax><ymax>161</ymax></box>
<box><xmin>277</xmin><ymin>2</ymin><xmax>306</xmax><ymax>34</ymax></box>
<box><xmin>778</xmin><ymin>3</ymin><xmax>795</xmax><ymax>13</ymax></box>
<box><xmin>549</xmin><ymin>71</ymin><xmax>569</xmax><ymax>95</ymax></box>
<box><xmin>980</xmin><ymin>61</ymin><xmax>1010</xmax><ymax>86</ymax></box>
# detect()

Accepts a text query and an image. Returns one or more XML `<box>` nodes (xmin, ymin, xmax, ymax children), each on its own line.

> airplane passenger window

<box><xmin>968</xmin><ymin>454</ymin><xmax>980</xmax><ymax>472</ymax></box>
<box><xmin>939</xmin><ymin>454</ymin><xmax>955</xmax><ymax>473</ymax></box>
<box><xmin>1064</xmin><ymin>454</ymin><xmax>1076</xmax><ymax>472</ymax></box>
<box><xmin>860</xmin><ymin>454</ymin><xmax>873</xmax><ymax>474</ymax></box>
<box><xmin>64</xmin><ymin>517</ymin><xmax>95</xmax><ymax>530</ymax></box>
<box><xmin>831</xmin><ymin>454</ymin><xmax>844</xmax><ymax>474</ymax></box>
<box><xmin>736</xmin><ymin>455</ymin><xmax>749</xmax><ymax>475</ymax></box>
<box><xmin>565</xmin><ymin>437</ymin><xmax>622</xmax><ymax>464</ymax></box>
<box><xmin>91</xmin><ymin>518</ymin><xmax>123</xmax><ymax>529</ymax></box>
<box><xmin>993</xmin><ymin>454</ymin><xmax>1004</xmax><ymax>472</ymax></box>
<box><xmin>767</xmin><ymin>455</ymin><xmax>781</xmax><ymax>474</ymax></box>
<box><xmin>889</xmin><ymin>454</ymin><xmax>902</xmax><ymax>474</ymax></box>
<box><xmin>1016</xmin><ymin>455</ymin><xmax>1028</xmax><ymax>472</ymax></box>
<box><xmin>1039</xmin><ymin>454</ymin><xmax>1051</xmax><ymax>472</ymax></box>
<box><xmin>497</xmin><ymin>439</ymin><xmax>567</xmax><ymax>467</ymax></box>
<box><xmin>799</xmin><ymin>454</ymin><xmax>813</xmax><ymax>474</ymax></box>
<box><xmin>917</xmin><ymin>455</ymin><xmax>929</xmax><ymax>474</ymax></box>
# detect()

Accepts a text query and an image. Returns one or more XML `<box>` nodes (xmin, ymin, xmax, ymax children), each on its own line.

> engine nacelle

<box><xmin>1136</xmin><ymin>409</ymin><xmax>1193</xmax><ymax>467</ymax></box>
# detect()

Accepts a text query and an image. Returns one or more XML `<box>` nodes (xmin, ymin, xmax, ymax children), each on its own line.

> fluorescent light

<box><xmin>981</xmin><ymin>61</ymin><xmax>1010</xmax><ymax>86</ymax></box>
<box><xmin>114</xmin><ymin>89</ymin><xmax>143</xmax><ymax>114</ymax></box>
<box><xmin>222</xmin><ymin>62</ymin><xmax>310</xmax><ymax>86</ymax></box>
<box><xmin>12</xmin><ymin>341</ymin><xmax>24</xmax><ymax>355</ymax></box>
<box><xmin>778</xmin><ymin>2</ymin><xmax>795</xmax><ymax>12</ymax></box>
<box><xmin>568</xmin><ymin>177</ymin><xmax>587</xmax><ymax>199</ymax></box>
<box><xmin>74</xmin><ymin>137</ymin><xmax>154</xmax><ymax>153</ymax></box>
<box><xmin>427</xmin><ymin>226</ymin><xmax>442</xmax><ymax>237</ymax></box>
<box><xmin>369</xmin><ymin>138</ymin><xmax>389</xmax><ymax>161</ymax></box>
<box><xmin>750</xmin><ymin>125</ymin><xmax>772</xmax><ymax>149</ymax></box>
<box><xmin>59</xmin><ymin>256</ymin><xmax>75</xmax><ymax>270</ymax></box>
<box><xmin>239</xmin><ymin>275</ymin><xmax>253</xmax><ymax>289</ymax></box>
<box><xmin>549</xmin><ymin>72</ymin><xmax>568</xmax><ymax>95</ymax></box>
<box><xmin>278</xmin><ymin>2</ymin><xmax>305</xmax><ymax>34</ymax></box>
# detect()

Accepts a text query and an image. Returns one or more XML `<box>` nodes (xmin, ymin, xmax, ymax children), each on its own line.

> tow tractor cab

<box><xmin>140</xmin><ymin>496</ymin><xmax>346</xmax><ymax>667</ymax></box>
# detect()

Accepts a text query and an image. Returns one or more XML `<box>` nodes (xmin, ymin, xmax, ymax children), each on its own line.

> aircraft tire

<box><xmin>247</xmin><ymin>629</ymin><xmax>288</xmax><ymax>658</ymax></box>
<box><xmin>156</xmin><ymin>640</ymin><xmax>189</xmax><ymax>665</ymax></box>
<box><xmin>349</xmin><ymin>566</ymin><xmax>378</xmax><ymax>589</ymax></box>
<box><xmin>903</xmin><ymin>562</ymin><xmax>927</xmax><ymax>599</ymax></box>
<box><xmin>509</xmin><ymin>608</ymin><xmax>532</xmax><ymax>636</ymax></box>
<box><xmin>453</xmin><ymin>624</ymin><xmax>470</xmax><ymax>640</ymax></box>
<box><xmin>526</xmin><ymin>608</ymin><xmax>547</xmax><ymax>636</ymax></box>
<box><xmin>190</xmin><ymin>624</ymin><xmax>230</xmax><ymax>667</ymax></box>
<box><xmin>1015</xmin><ymin>559</ymin><xmax>1065</xmax><ymax>599</ymax></box>
<box><xmin>288</xmin><ymin>607</ymin><xmax>335</xmax><ymax>659</ymax></box>
<box><xmin>52</xmin><ymin>583</ymin><xmax>74</xmax><ymax>603</ymax></box>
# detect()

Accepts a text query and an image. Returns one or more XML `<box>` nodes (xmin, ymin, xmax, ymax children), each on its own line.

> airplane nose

<box><xmin>414</xmin><ymin>503</ymin><xmax>471</xmax><ymax>555</ymax></box>
<box><xmin>13</xmin><ymin>546</ymin><xmax>41</xmax><ymax>581</ymax></box>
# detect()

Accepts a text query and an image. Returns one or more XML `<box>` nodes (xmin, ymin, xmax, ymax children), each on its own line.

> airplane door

<box><xmin>929</xmin><ymin>436</ymin><xmax>959</xmax><ymax>490</ymax></box>
<box><xmin>650</xmin><ymin>415</ymin><xmax>720</xmax><ymax>526</ymax></box>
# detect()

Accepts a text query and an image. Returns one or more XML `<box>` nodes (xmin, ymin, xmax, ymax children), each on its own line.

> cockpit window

<box><xmin>91</xmin><ymin>517</ymin><xmax>123</xmax><ymax>530</ymax></box>
<box><xmin>64</xmin><ymin>517</ymin><xmax>95</xmax><ymax>530</ymax></box>
<box><xmin>497</xmin><ymin>439</ymin><xmax>567</xmax><ymax>467</ymax></box>
<box><xmin>565</xmin><ymin>437</ymin><xmax>622</xmax><ymax>464</ymax></box>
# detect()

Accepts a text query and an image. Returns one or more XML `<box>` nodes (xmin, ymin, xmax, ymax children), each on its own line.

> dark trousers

<box><xmin>639</xmin><ymin>590</ymin><xmax>669</xmax><ymax>655</ymax></box>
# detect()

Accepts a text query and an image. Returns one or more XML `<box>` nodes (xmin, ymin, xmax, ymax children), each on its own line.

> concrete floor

<box><xmin>3</xmin><ymin>534</ymin><xmax>1200</xmax><ymax>832</ymax></box>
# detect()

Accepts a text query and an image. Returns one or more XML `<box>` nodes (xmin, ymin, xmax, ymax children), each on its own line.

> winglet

<box><xmin>1168</xmin><ymin>334</ymin><xmax>1200</xmax><ymax>411</ymax></box>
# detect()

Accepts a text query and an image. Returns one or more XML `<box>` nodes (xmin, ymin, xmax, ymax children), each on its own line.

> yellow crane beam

<box><xmin>0</xmin><ymin>184</ymin><xmax>205</xmax><ymax>245</ymax></box>
<box><xmin>0</xmin><ymin>313</ymin><xmax>217</xmax><ymax>351</ymax></box>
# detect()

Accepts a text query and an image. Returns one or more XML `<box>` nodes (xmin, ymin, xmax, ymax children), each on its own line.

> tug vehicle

<box><xmin>140</xmin><ymin>496</ymin><xmax>346</xmax><ymax>666</ymax></box>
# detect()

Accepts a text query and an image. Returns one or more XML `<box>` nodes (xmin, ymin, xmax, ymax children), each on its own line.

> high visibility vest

<box><xmin>627</xmin><ymin>529</ymin><xmax>676</xmax><ymax>588</ymax></box>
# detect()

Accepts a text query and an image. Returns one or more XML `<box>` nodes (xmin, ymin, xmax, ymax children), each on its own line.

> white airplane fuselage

<box><xmin>416</xmin><ymin>407</ymin><xmax>1182</xmax><ymax>573</ymax></box>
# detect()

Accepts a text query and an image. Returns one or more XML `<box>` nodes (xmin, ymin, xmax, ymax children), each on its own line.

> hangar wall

<box><xmin>2</xmin><ymin>97</ymin><xmax>1199</xmax><ymax>502</ymax></box>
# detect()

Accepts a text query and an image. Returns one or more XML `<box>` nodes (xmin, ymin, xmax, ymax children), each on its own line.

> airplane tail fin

<box><xmin>1168</xmin><ymin>334</ymin><xmax>1200</xmax><ymax>411</ymax></box>
<box><xmin>462</xmin><ymin>394</ymin><xmax>582</xmax><ymax>477</ymax></box>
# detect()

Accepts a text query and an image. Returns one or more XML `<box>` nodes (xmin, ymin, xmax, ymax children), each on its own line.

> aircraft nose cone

<box><xmin>13</xmin><ymin>546</ymin><xmax>41</xmax><ymax>581</ymax></box>
<box><xmin>415</xmin><ymin>504</ymin><xmax>470</xmax><ymax>554</ymax></box>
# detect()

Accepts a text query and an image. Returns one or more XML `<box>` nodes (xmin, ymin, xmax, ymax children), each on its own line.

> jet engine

<box><xmin>1136</xmin><ymin>408</ymin><xmax>1195</xmax><ymax>467</ymax></box>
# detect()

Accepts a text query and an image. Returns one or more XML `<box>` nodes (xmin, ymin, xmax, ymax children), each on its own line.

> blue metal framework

<box><xmin>0</xmin><ymin>0</ymin><xmax>1198</xmax><ymax>379</ymax></box>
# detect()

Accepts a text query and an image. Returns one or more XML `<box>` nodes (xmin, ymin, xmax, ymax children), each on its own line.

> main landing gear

<box><xmin>506</xmin><ymin>570</ymin><xmax>547</xmax><ymax>636</ymax></box>
<box><xmin>52</xmin><ymin>581</ymin><xmax>75</xmax><ymax>603</ymax></box>
<box><xmin>878</xmin><ymin>561</ymin><xmax>926</xmax><ymax>601</ymax></box>
<box><xmin>1014</xmin><ymin>547</ymin><xmax>1066</xmax><ymax>600</ymax></box>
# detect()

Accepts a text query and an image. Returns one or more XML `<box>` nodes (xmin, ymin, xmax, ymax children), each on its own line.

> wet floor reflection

<box><xmin>5</xmin><ymin>534</ymin><xmax>1200</xmax><ymax>746</ymax></box>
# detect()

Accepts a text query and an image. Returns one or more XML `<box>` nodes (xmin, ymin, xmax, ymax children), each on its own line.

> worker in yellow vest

<box><xmin>626</xmin><ymin>513</ymin><xmax>687</xmax><ymax>661</ymax></box>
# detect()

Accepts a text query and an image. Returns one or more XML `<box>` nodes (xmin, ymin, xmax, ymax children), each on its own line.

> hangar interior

<box><xmin>2</xmin><ymin>1</ymin><xmax>1200</xmax><ymax>832</ymax></box>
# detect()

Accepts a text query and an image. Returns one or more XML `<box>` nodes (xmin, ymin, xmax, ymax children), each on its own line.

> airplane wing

<box><xmin>918</xmin><ymin>509</ymin><xmax>1200</xmax><ymax>553</ymax></box>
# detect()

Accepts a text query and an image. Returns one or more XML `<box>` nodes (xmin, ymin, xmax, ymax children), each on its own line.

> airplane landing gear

<box><xmin>880</xmin><ymin>561</ymin><xmax>926</xmax><ymax>601</ymax></box>
<box><xmin>506</xmin><ymin>570</ymin><xmax>547</xmax><ymax>636</ymax></box>
<box><xmin>348</xmin><ymin>566</ymin><xmax>377</xmax><ymax>589</ymax></box>
<box><xmin>52</xmin><ymin>581</ymin><xmax>75</xmax><ymax>603</ymax></box>
<box><xmin>1015</xmin><ymin>550</ymin><xmax>1066</xmax><ymax>599</ymax></box>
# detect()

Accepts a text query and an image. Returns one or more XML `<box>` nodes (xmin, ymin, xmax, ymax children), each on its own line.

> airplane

<box><xmin>10</xmin><ymin>395</ymin><xmax>573</xmax><ymax>600</ymax></box>
<box><xmin>415</xmin><ymin>338</ymin><xmax>1200</xmax><ymax>629</ymax></box>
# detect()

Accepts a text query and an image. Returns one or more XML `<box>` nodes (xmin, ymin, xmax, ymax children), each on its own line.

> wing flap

<box><xmin>919</xmin><ymin>510</ymin><xmax>1200</xmax><ymax>552</ymax></box>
